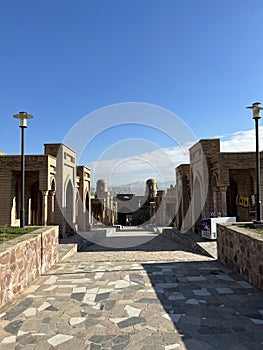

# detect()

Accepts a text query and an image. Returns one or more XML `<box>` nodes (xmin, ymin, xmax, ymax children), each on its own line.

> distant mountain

<box><xmin>91</xmin><ymin>180</ymin><xmax>175</xmax><ymax>196</ymax></box>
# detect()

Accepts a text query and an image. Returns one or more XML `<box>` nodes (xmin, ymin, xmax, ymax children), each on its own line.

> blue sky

<box><xmin>1</xmin><ymin>0</ymin><xmax>263</xmax><ymax>186</ymax></box>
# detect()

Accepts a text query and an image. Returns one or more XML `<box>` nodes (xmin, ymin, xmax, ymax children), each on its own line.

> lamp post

<box><xmin>247</xmin><ymin>102</ymin><xmax>263</xmax><ymax>223</ymax></box>
<box><xmin>13</xmin><ymin>112</ymin><xmax>34</xmax><ymax>228</ymax></box>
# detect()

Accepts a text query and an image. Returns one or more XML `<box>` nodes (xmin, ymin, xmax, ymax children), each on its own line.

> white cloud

<box><xmin>89</xmin><ymin>144</ymin><xmax>191</xmax><ymax>186</ymax></box>
<box><xmin>88</xmin><ymin>128</ymin><xmax>263</xmax><ymax>187</ymax></box>
<box><xmin>220</xmin><ymin>127</ymin><xmax>263</xmax><ymax>152</ymax></box>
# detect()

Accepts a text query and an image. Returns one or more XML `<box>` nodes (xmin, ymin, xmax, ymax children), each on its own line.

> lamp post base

<box><xmin>20</xmin><ymin>209</ymin><xmax>25</xmax><ymax>228</ymax></box>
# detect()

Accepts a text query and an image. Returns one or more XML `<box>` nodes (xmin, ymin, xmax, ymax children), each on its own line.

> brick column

<box><xmin>212</xmin><ymin>187</ymin><xmax>218</xmax><ymax>213</ymax></box>
<box><xmin>220</xmin><ymin>186</ymin><xmax>228</xmax><ymax>217</ymax></box>
<box><xmin>41</xmin><ymin>191</ymin><xmax>49</xmax><ymax>226</ymax></box>
<box><xmin>49</xmin><ymin>190</ymin><xmax>56</xmax><ymax>224</ymax></box>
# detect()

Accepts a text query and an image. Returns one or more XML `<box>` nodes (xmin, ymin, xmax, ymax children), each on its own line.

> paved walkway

<box><xmin>0</xmin><ymin>229</ymin><xmax>263</xmax><ymax>349</ymax></box>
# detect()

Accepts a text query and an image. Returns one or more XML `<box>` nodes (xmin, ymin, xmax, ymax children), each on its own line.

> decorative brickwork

<box><xmin>176</xmin><ymin>138</ymin><xmax>263</xmax><ymax>232</ymax></box>
<box><xmin>217</xmin><ymin>223</ymin><xmax>263</xmax><ymax>291</ymax></box>
<box><xmin>0</xmin><ymin>144</ymin><xmax>92</xmax><ymax>237</ymax></box>
<box><xmin>0</xmin><ymin>226</ymin><xmax>59</xmax><ymax>309</ymax></box>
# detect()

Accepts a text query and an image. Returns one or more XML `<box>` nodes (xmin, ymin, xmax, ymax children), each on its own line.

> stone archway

<box><xmin>51</xmin><ymin>179</ymin><xmax>56</xmax><ymax>192</ymax></box>
<box><xmin>30</xmin><ymin>181</ymin><xmax>41</xmax><ymax>225</ymax></box>
<box><xmin>48</xmin><ymin>179</ymin><xmax>56</xmax><ymax>225</ymax></box>
<box><xmin>118</xmin><ymin>206</ymin><xmax>132</xmax><ymax>226</ymax></box>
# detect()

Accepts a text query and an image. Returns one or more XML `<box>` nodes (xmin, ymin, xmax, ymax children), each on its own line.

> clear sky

<box><xmin>1</xmin><ymin>0</ymin><xmax>263</xmax><ymax>187</ymax></box>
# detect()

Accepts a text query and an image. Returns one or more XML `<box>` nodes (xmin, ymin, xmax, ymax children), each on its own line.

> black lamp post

<box><xmin>247</xmin><ymin>102</ymin><xmax>263</xmax><ymax>223</ymax></box>
<box><xmin>13</xmin><ymin>112</ymin><xmax>34</xmax><ymax>228</ymax></box>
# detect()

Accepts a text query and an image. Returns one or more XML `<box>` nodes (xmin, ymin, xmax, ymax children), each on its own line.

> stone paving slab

<box><xmin>0</xmin><ymin>231</ymin><xmax>263</xmax><ymax>349</ymax></box>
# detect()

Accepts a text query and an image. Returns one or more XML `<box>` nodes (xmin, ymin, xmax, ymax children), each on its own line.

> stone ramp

<box><xmin>159</xmin><ymin>227</ymin><xmax>217</xmax><ymax>259</ymax></box>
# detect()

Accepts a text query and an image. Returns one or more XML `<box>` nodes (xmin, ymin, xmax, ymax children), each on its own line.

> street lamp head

<box><xmin>246</xmin><ymin>102</ymin><xmax>263</xmax><ymax>120</ymax></box>
<box><xmin>13</xmin><ymin>111</ymin><xmax>34</xmax><ymax>127</ymax></box>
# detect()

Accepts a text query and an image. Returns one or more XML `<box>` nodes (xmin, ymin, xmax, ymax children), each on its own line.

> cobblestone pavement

<box><xmin>0</xmin><ymin>230</ymin><xmax>263</xmax><ymax>349</ymax></box>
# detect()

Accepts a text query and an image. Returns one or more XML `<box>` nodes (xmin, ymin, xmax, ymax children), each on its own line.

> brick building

<box><xmin>0</xmin><ymin>143</ymin><xmax>92</xmax><ymax>237</ymax></box>
<box><xmin>176</xmin><ymin>139</ymin><xmax>262</xmax><ymax>233</ymax></box>
<box><xmin>0</xmin><ymin>144</ymin><xmax>175</xmax><ymax>233</ymax></box>
<box><xmin>91</xmin><ymin>179</ymin><xmax>118</xmax><ymax>226</ymax></box>
<box><xmin>2</xmin><ymin>137</ymin><xmax>259</xmax><ymax>235</ymax></box>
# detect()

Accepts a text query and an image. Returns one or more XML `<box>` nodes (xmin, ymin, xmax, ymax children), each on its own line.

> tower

<box><xmin>145</xmin><ymin>178</ymin><xmax>157</xmax><ymax>199</ymax></box>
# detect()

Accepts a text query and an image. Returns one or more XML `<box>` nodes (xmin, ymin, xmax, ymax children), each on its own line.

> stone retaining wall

<box><xmin>0</xmin><ymin>226</ymin><xmax>59</xmax><ymax>309</ymax></box>
<box><xmin>159</xmin><ymin>227</ymin><xmax>215</xmax><ymax>258</ymax></box>
<box><xmin>217</xmin><ymin>223</ymin><xmax>263</xmax><ymax>291</ymax></box>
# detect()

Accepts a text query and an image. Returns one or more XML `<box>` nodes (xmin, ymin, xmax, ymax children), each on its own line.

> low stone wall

<box><xmin>0</xmin><ymin>226</ymin><xmax>59</xmax><ymax>309</ymax></box>
<box><xmin>217</xmin><ymin>223</ymin><xmax>263</xmax><ymax>291</ymax></box>
<box><xmin>159</xmin><ymin>227</ymin><xmax>216</xmax><ymax>258</ymax></box>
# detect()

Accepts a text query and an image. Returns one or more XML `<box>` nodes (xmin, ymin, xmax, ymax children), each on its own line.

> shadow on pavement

<box><xmin>142</xmin><ymin>260</ymin><xmax>263</xmax><ymax>350</ymax></box>
<box><xmin>82</xmin><ymin>234</ymin><xmax>207</xmax><ymax>254</ymax></box>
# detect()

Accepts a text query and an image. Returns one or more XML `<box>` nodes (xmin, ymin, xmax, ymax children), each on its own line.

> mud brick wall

<box><xmin>0</xmin><ymin>226</ymin><xmax>59</xmax><ymax>309</ymax></box>
<box><xmin>217</xmin><ymin>223</ymin><xmax>263</xmax><ymax>291</ymax></box>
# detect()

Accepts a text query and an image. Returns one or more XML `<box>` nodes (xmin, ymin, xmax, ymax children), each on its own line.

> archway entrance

<box><xmin>30</xmin><ymin>181</ymin><xmax>41</xmax><ymax>225</ymax></box>
<box><xmin>118</xmin><ymin>206</ymin><xmax>133</xmax><ymax>226</ymax></box>
<box><xmin>227</xmin><ymin>178</ymin><xmax>238</xmax><ymax>220</ymax></box>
